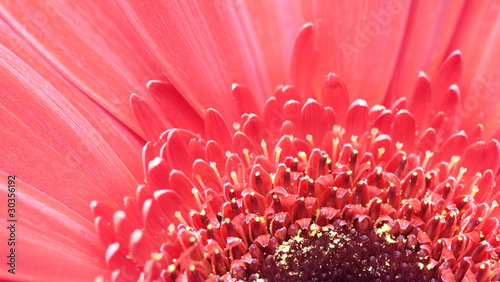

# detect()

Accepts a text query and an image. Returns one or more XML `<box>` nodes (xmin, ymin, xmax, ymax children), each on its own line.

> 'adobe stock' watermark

<box><xmin>339</xmin><ymin>1</ymin><xmax>404</xmax><ymax>63</ymax></box>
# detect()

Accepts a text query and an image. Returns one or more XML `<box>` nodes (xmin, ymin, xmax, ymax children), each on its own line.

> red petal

<box><xmin>232</xmin><ymin>83</ymin><xmax>262</xmax><ymax>116</ymax></box>
<box><xmin>0</xmin><ymin>175</ymin><xmax>107</xmax><ymax>281</ymax></box>
<box><xmin>345</xmin><ymin>99</ymin><xmax>369</xmax><ymax>138</ymax></box>
<box><xmin>408</xmin><ymin>72</ymin><xmax>432</xmax><ymax>131</ymax></box>
<box><xmin>321</xmin><ymin>73</ymin><xmax>350</xmax><ymax>122</ymax></box>
<box><xmin>0</xmin><ymin>47</ymin><xmax>137</xmax><ymax>218</ymax></box>
<box><xmin>312</xmin><ymin>1</ymin><xmax>411</xmax><ymax>105</ymax></box>
<box><xmin>392</xmin><ymin>110</ymin><xmax>416</xmax><ymax>152</ymax></box>
<box><xmin>431</xmin><ymin>50</ymin><xmax>462</xmax><ymax>105</ymax></box>
<box><xmin>205</xmin><ymin>108</ymin><xmax>233</xmax><ymax>152</ymax></box>
<box><xmin>384</xmin><ymin>1</ymin><xmax>465</xmax><ymax>104</ymax></box>
<box><xmin>244</xmin><ymin>0</ymin><xmax>302</xmax><ymax>88</ymax></box>
<box><xmin>0</xmin><ymin>20</ymin><xmax>144</xmax><ymax>182</ymax></box>
<box><xmin>115</xmin><ymin>0</ymin><xmax>272</xmax><ymax>122</ymax></box>
<box><xmin>163</xmin><ymin>129</ymin><xmax>194</xmax><ymax>176</ymax></box>
<box><xmin>459</xmin><ymin>140</ymin><xmax>500</xmax><ymax>179</ymax></box>
<box><xmin>0</xmin><ymin>0</ymin><xmax>162</xmax><ymax>136</ymax></box>
<box><xmin>147</xmin><ymin>80</ymin><xmax>205</xmax><ymax>134</ymax></box>
<box><xmin>289</xmin><ymin>22</ymin><xmax>317</xmax><ymax>100</ymax></box>
<box><xmin>131</xmin><ymin>94</ymin><xmax>168</xmax><ymax>142</ymax></box>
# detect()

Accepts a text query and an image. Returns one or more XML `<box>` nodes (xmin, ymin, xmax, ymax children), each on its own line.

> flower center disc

<box><xmin>244</xmin><ymin>224</ymin><xmax>438</xmax><ymax>281</ymax></box>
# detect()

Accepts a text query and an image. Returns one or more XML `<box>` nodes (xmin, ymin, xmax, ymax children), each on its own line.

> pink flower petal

<box><xmin>115</xmin><ymin>0</ymin><xmax>272</xmax><ymax>121</ymax></box>
<box><xmin>0</xmin><ymin>19</ymin><xmax>144</xmax><ymax>182</ymax></box>
<box><xmin>0</xmin><ymin>0</ymin><xmax>163</xmax><ymax>136</ymax></box>
<box><xmin>244</xmin><ymin>0</ymin><xmax>303</xmax><ymax>88</ymax></box>
<box><xmin>0</xmin><ymin>174</ymin><xmax>107</xmax><ymax>281</ymax></box>
<box><xmin>311</xmin><ymin>1</ymin><xmax>411</xmax><ymax>105</ymax></box>
<box><xmin>384</xmin><ymin>1</ymin><xmax>466</xmax><ymax>104</ymax></box>
<box><xmin>448</xmin><ymin>1</ymin><xmax>500</xmax><ymax>137</ymax></box>
<box><xmin>0</xmin><ymin>46</ymin><xmax>137</xmax><ymax>219</ymax></box>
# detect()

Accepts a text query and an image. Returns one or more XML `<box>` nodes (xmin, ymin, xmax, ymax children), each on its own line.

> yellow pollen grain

<box><xmin>377</xmin><ymin>147</ymin><xmax>385</xmax><ymax>159</ymax></box>
<box><xmin>231</xmin><ymin>198</ymin><xmax>236</xmax><ymax>204</ymax></box>
<box><xmin>306</xmin><ymin>134</ymin><xmax>314</xmax><ymax>146</ymax></box>
<box><xmin>233</xmin><ymin>122</ymin><xmax>241</xmax><ymax>131</ymax></box>
<box><xmin>151</xmin><ymin>252</ymin><xmax>163</xmax><ymax>261</ymax></box>
<box><xmin>210</xmin><ymin>162</ymin><xmax>221</xmax><ymax>179</ymax></box>
<box><xmin>207</xmin><ymin>224</ymin><xmax>213</xmax><ymax>230</ymax></box>
<box><xmin>200</xmin><ymin>209</ymin><xmax>206</xmax><ymax>216</ymax></box>
<box><xmin>396</xmin><ymin>142</ymin><xmax>403</xmax><ymax>150</ymax></box>
<box><xmin>261</xmin><ymin>140</ymin><xmax>269</xmax><ymax>159</ymax></box>
<box><xmin>351</xmin><ymin>135</ymin><xmax>358</xmax><ymax>147</ymax></box>
<box><xmin>230</xmin><ymin>171</ymin><xmax>239</xmax><ymax>184</ymax></box>
<box><xmin>225</xmin><ymin>218</ymin><xmax>231</xmax><ymax>224</ymax></box>
<box><xmin>168</xmin><ymin>265</ymin><xmax>176</xmax><ymax>273</ymax></box>
<box><xmin>298</xmin><ymin>151</ymin><xmax>308</xmax><ymax>163</ymax></box>
<box><xmin>189</xmin><ymin>265</ymin><xmax>196</xmax><ymax>272</ymax></box>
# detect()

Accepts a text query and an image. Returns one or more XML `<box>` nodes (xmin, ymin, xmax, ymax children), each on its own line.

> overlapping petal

<box><xmin>115</xmin><ymin>0</ymin><xmax>272</xmax><ymax>122</ymax></box>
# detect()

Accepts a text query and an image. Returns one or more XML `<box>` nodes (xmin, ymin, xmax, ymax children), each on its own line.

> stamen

<box><xmin>233</xmin><ymin>122</ymin><xmax>241</xmax><ymax>132</ymax></box>
<box><xmin>274</xmin><ymin>146</ymin><xmax>282</xmax><ymax>166</ymax></box>
<box><xmin>242</xmin><ymin>148</ymin><xmax>251</xmax><ymax>166</ymax></box>
<box><xmin>306</xmin><ymin>134</ymin><xmax>314</xmax><ymax>146</ymax></box>
<box><xmin>332</xmin><ymin>138</ymin><xmax>339</xmax><ymax>164</ymax></box>
<box><xmin>456</xmin><ymin>167</ymin><xmax>467</xmax><ymax>184</ymax></box>
<box><xmin>210</xmin><ymin>162</ymin><xmax>221</xmax><ymax>179</ymax></box>
<box><xmin>230</xmin><ymin>171</ymin><xmax>239</xmax><ymax>184</ymax></box>
<box><xmin>351</xmin><ymin>135</ymin><xmax>358</xmax><ymax>147</ymax></box>
<box><xmin>422</xmin><ymin>151</ymin><xmax>433</xmax><ymax>170</ymax></box>
<box><xmin>175</xmin><ymin>211</ymin><xmax>189</xmax><ymax>226</ymax></box>
<box><xmin>298</xmin><ymin>151</ymin><xmax>308</xmax><ymax>164</ymax></box>
<box><xmin>377</xmin><ymin>147</ymin><xmax>385</xmax><ymax>160</ymax></box>
<box><xmin>261</xmin><ymin>140</ymin><xmax>269</xmax><ymax>159</ymax></box>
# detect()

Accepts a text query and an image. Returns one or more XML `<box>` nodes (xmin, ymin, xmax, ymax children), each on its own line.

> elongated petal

<box><xmin>244</xmin><ymin>0</ymin><xmax>303</xmax><ymax>88</ymax></box>
<box><xmin>0</xmin><ymin>174</ymin><xmax>107</xmax><ymax>281</ymax></box>
<box><xmin>0</xmin><ymin>0</ymin><xmax>163</xmax><ymax>136</ymax></box>
<box><xmin>0</xmin><ymin>46</ymin><xmax>137</xmax><ymax>219</ymax></box>
<box><xmin>384</xmin><ymin>0</ymin><xmax>466</xmax><ymax>104</ymax></box>
<box><xmin>449</xmin><ymin>0</ymin><xmax>500</xmax><ymax>137</ymax></box>
<box><xmin>0</xmin><ymin>20</ymin><xmax>144</xmax><ymax>182</ymax></box>
<box><xmin>311</xmin><ymin>1</ymin><xmax>411</xmax><ymax>105</ymax></box>
<box><xmin>115</xmin><ymin>0</ymin><xmax>272</xmax><ymax>121</ymax></box>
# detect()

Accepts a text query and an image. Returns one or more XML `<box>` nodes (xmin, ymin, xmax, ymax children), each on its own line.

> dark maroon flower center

<box><xmin>253</xmin><ymin>225</ymin><xmax>438</xmax><ymax>282</ymax></box>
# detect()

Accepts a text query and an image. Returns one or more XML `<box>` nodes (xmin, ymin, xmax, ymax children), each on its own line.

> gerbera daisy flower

<box><xmin>2</xmin><ymin>1</ymin><xmax>500</xmax><ymax>281</ymax></box>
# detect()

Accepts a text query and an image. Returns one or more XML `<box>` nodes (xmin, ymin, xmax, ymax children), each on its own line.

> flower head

<box><xmin>3</xmin><ymin>1</ymin><xmax>500</xmax><ymax>282</ymax></box>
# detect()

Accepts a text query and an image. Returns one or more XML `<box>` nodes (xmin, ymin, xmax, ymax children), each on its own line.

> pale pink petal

<box><xmin>384</xmin><ymin>0</ymin><xmax>466</xmax><ymax>104</ymax></box>
<box><xmin>0</xmin><ymin>173</ymin><xmax>106</xmax><ymax>281</ymax></box>
<box><xmin>311</xmin><ymin>1</ymin><xmax>412</xmax><ymax>105</ymax></box>
<box><xmin>448</xmin><ymin>0</ymin><xmax>500</xmax><ymax>137</ymax></box>
<box><xmin>115</xmin><ymin>0</ymin><xmax>272</xmax><ymax>122</ymax></box>
<box><xmin>0</xmin><ymin>0</ymin><xmax>163</xmax><ymax>137</ymax></box>
<box><xmin>0</xmin><ymin>20</ymin><xmax>144</xmax><ymax>182</ymax></box>
<box><xmin>0</xmin><ymin>46</ymin><xmax>137</xmax><ymax>219</ymax></box>
<box><xmin>244</xmin><ymin>0</ymin><xmax>304</xmax><ymax>88</ymax></box>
